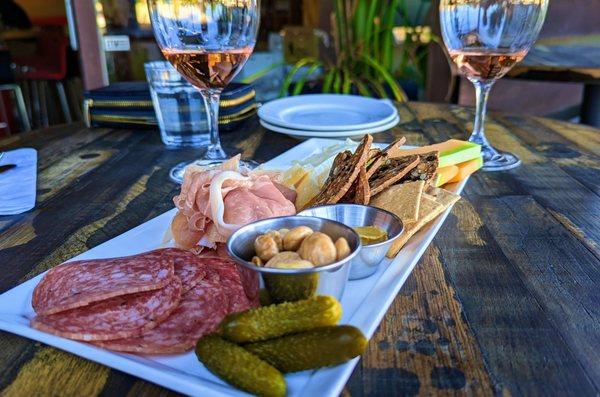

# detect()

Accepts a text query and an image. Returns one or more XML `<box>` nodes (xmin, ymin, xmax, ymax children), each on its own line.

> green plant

<box><xmin>281</xmin><ymin>0</ymin><xmax>408</xmax><ymax>101</ymax></box>
<box><xmin>394</xmin><ymin>0</ymin><xmax>437</xmax><ymax>88</ymax></box>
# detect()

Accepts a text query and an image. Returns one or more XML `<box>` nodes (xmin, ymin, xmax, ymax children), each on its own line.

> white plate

<box><xmin>0</xmin><ymin>138</ymin><xmax>467</xmax><ymax>397</ymax></box>
<box><xmin>260</xmin><ymin>116</ymin><xmax>400</xmax><ymax>140</ymax></box>
<box><xmin>258</xmin><ymin>95</ymin><xmax>398</xmax><ymax>131</ymax></box>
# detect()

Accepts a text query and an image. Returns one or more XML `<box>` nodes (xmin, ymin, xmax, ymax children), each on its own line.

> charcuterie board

<box><xmin>0</xmin><ymin>138</ymin><xmax>467</xmax><ymax>396</ymax></box>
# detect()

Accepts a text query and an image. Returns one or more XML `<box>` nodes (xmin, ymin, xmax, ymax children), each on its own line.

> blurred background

<box><xmin>0</xmin><ymin>0</ymin><xmax>598</xmax><ymax>136</ymax></box>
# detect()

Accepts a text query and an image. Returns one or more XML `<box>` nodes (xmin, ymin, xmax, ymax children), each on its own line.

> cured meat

<box><xmin>31</xmin><ymin>277</ymin><xmax>182</xmax><ymax>341</ymax></box>
<box><xmin>172</xmin><ymin>160</ymin><xmax>296</xmax><ymax>250</ymax></box>
<box><xmin>202</xmin><ymin>257</ymin><xmax>256</xmax><ymax>313</ymax></box>
<box><xmin>235</xmin><ymin>263</ymin><xmax>260</xmax><ymax>307</ymax></box>
<box><xmin>197</xmin><ymin>250</ymin><xmax>260</xmax><ymax>307</ymax></box>
<box><xmin>32</xmin><ymin>255</ymin><xmax>174</xmax><ymax>315</ymax></box>
<box><xmin>95</xmin><ymin>272</ymin><xmax>227</xmax><ymax>354</ymax></box>
<box><xmin>138</xmin><ymin>248</ymin><xmax>207</xmax><ymax>293</ymax></box>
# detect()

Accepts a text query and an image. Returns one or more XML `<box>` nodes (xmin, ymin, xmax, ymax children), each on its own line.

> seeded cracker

<box><xmin>303</xmin><ymin>134</ymin><xmax>373</xmax><ymax>209</ymax></box>
<box><xmin>354</xmin><ymin>166</ymin><xmax>371</xmax><ymax>205</ymax></box>
<box><xmin>369</xmin><ymin>155</ymin><xmax>420</xmax><ymax>195</ymax></box>
<box><xmin>398</xmin><ymin>151</ymin><xmax>439</xmax><ymax>186</ymax></box>
<box><xmin>365</xmin><ymin>137</ymin><xmax>406</xmax><ymax>179</ymax></box>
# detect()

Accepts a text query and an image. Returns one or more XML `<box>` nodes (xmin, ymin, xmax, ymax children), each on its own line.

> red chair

<box><xmin>13</xmin><ymin>29</ymin><xmax>72</xmax><ymax>127</ymax></box>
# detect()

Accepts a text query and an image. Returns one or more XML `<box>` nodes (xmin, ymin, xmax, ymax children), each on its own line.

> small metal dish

<box><xmin>299</xmin><ymin>204</ymin><xmax>404</xmax><ymax>280</ymax></box>
<box><xmin>226</xmin><ymin>216</ymin><xmax>361</xmax><ymax>302</ymax></box>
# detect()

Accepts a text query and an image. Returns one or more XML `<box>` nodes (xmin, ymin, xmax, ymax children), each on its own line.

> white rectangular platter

<box><xmin>0</xmin><ymin>138</ymin><xmax>467</xmax><ymax>397</ymax></box>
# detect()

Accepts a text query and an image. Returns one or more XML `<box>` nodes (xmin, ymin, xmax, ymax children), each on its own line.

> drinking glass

<box><xmin>147</xmin><ymin>0</ymin><xmax>260</xmax><ymax>183</ymax></box>
<box><xmin>440</xmin><ymin>0</ymin><xmax>548</xmax><ymax>171</ymax></box>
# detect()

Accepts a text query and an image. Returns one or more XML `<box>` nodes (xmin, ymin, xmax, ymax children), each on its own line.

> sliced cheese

<box><xmin>448</xmin><ymin>156</ymin><xmax>483</xmax><ymax>183</ymax></box>
<box><xmin>394</xmin><ymin>139</ymin><xmax>481</xmax><ymax>168</ymax></box>
<box><xmin>434</xmin><ymin>165</ymin><xmax>459</xmax><ymax>187</ymax></box>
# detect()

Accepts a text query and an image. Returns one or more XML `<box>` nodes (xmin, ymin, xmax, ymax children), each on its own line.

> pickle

<box><xmin>195</xmin><ymin>335</ymin><xmax>286</xmax><ymax>397</ymax></box>
<box><xmin>263</xmin><ymin>272</ymin><xmax>319</xmax><ymax>303</ymax></box>
<box><xmin>220</xmin><ymin>295</ymin><xmax>342</xmax><ymax>343</ymax></box>
<box><xmin>245</xmin><ymin>325</ymin><xmax>368</xmax><ymax>373</ymax></box>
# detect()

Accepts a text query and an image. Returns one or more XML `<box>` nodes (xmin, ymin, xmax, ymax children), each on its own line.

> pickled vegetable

<box><xmin>195</xmin><ymin>335</ymin><xmax>286</xmax><ymax>397</ymax></box>
<box><xmin>354</xmin><ymin>225</ymin><xmax>388</xmax><ymax>245</ymax></box>
<box><xmin>220</xmin><ymin>295</ymin><xmax>342</xmax><ymax>343</ymax></box>
<box><xmin>245</xmin><ymin>325</ymin><xmax>368</xmax><ymax>373</ymax></box>
<box><xmin>263</xmin><ymin>272</ymin><xmax>319</xmax><ymax>303</ymax></box>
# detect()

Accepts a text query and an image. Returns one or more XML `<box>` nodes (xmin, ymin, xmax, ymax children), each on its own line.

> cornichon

<box><xmin>220</xmin><ymin>295</ymin><xmax>342</xmax><ymax>343</ymax></box>
<box><xmin>195</xmin><ymin>335</ymin><xmax>286</xmax><ymax>397</ymax></box>
<box><xmin>244</xmin><ymin>325</ymin><xmax>368</xmax><ymax>373</ymax></box>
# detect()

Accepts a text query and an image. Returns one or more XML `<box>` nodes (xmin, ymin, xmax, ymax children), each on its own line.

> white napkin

<box><xmin>0</xmin><ymin>148</ymin><xmax>37</xmax><ymax>215</ymax></box>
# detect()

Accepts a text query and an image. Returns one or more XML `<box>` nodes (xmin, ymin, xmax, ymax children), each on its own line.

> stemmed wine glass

<box><xmin>148</xmin><ymin>0</ymin><xmax>260</xmax><ymax>182</ymax></box>
<box><xmin>440</xmin><ymin>0</ymin><xmax>548</xmax><ymax>171</ymax></box>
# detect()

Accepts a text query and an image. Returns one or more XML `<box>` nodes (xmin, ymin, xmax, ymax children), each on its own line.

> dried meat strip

<box><xmin>95</xmin><ymin>272</ymin><xmax>227</xmax><ymax>354</ymax></box>
<box><xmin>32</xmin><ymin>255</ymin><xmax>174</xmax><ymax>315</ymax></box>
<box><xmin>31</xmin><ymin>277</ymin><xmax>182</xmax><ymax>341</ymax></box>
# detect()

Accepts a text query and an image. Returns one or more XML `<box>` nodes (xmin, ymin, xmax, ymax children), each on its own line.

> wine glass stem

<box><xmin>469</xmin><ymin>80</ymin><xmax>495</xmax><ymax>152</ymax></box>
<box><xmin>200</xmin><ymin>89</ymin><xmax>227</xmax><ymax>160</ymax></box>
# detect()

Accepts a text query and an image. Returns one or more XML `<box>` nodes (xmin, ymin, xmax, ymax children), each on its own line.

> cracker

<box><xmin>369</xmin><ymin>155</ymin><xmax>420</xmax><ymax>195</ymax></box>
<box><xmin>366</xmin><ymin>137</ymin><xmax>406</xmax><ymax>179</ymax></box>
<box><xmin>370</xmin><ymin>180</ymin><xmax>425</xmax><ymax>223</ymax></box>
<box><xmin>385</xmin><ymin>188</ymin><xmax>460</xmax><ymax>258</ymax></box>
<box><xmin>354</xmin><ymin>166</ymin><xmax>371</xmax><ymax>205</ymax></box>
<box><xmin>303</xmin><ymin>134</ymin><xmax>373</xmax><ymax>209</ymax></box>
<box><xmin>398</xmin><ymin>151</ymin><xmax>439</xmax><ymax>186</ymax></box>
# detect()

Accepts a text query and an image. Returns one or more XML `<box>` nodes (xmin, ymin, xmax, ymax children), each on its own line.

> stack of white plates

<box><xmin>258</xmin><ymin>94</ymin><xmax>400</xmax><ymax>139</ymax></box>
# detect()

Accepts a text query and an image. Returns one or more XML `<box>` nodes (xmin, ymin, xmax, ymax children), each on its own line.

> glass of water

<box><xmin>144</xmin><ymin>61</ymin><xmax>209</xmax><ymax>149</ymax></box>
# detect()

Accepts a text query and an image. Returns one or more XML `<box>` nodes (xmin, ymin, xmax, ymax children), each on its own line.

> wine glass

<box><xmin>148</xmin><ymin>0</ymin><xmax>260</xmax><ymax>183</ymax></box>
<box><xmin>440</xmin><ymin>0</ymin><xmax>548</xmax><ymax>171</ymax></box>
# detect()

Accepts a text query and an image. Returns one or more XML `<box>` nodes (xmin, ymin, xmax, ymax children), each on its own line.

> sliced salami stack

<box><xmin>31</xmin><ymin>248</ymin><xmax>259</xmax><ymax>354</ymax></box>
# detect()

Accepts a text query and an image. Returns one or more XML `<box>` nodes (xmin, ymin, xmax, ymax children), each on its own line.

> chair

<box><xmin>0</xmin><ymin>49</ymin><xmax>31</xmax><ymax>133</ymax></box>
<box><xmin>12</xmin><ymin>29</ymin><xmax>72</xmax><ymax>128</ymax></box>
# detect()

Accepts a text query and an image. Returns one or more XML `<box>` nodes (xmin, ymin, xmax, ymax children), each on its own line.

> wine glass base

<box><xmin>481</xmin><ymin>150</ymin><xmax>521</xmax><ymax>172</ymax></box>
<box><xmin>169</xmin><ymin>159</ymin><xmax>260</xmax><ymax>184</ymax></box>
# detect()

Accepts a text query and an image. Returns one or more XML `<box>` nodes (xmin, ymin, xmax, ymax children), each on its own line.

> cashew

<box><xmin>254</xmin><ymin>234</ymin><xmax>279</xmax><ymax>262</ymax></box>
<box><xmin>265</xmin><ymin>251</ymin><xmax>313</xmax><ymax>269</ymax></box>
<box><xmin>251</xmin><ymin>256</ymin><xmax>263</xmax><ymax>266</ymax></box>
<box><xmin>298</xmin><ymin>232</ymin><xmax>337</xmax><ymax>266</ymax></box>
<box><xmin>335</xmin><ymin>237</ymin><xmax>351</xmax><ymax>261</ymax></box>
<box><xmin>283</xmin><ymin>226</ymin><xmax>314</xmax><ymax>251</ymax></box>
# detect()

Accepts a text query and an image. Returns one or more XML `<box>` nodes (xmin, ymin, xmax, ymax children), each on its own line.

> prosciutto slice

<box><xmin>171</xmin><ymin>158</ymin><xmax>296</xmax><ymax>249</ymax></box>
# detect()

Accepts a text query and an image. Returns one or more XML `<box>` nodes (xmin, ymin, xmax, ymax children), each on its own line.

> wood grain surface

<box><xmin>509</xmin><ymin>36</ymin><xmax>600</xmax><ymax>83</ymax></box>
<box><xmin>0</xmin><ymin>102</ymin><xmax>598</xmax><ymax>397</ymax></box>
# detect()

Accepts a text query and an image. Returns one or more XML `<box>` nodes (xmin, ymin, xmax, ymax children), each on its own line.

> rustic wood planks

<box><xmin>0</xmin><ymin>102</ymin><xmax>598</xmax><ymax>396</ymax></box>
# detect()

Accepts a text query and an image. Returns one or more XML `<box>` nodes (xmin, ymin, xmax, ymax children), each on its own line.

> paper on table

<box><xmin>0</xmin><ymin>148</ymin><xmax>37</xmax><ymax>215</ymax></box>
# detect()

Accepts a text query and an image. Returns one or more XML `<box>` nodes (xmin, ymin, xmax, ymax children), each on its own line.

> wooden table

<box><xmin>509</xmin><ymin>35</ymin><xmax>600</xmax><ymax>126</ymax></box>
<box><xmin>0</xmin><ymin>102</ymin><xmax>599</xmax><ymax>396</ymax></box>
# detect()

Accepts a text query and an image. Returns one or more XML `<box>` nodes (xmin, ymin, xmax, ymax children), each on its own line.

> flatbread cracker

<box><xmin>303</xmin><ymin>134</ymin><xmax>373</xmax><ymax>209</ymax></box>
<box><xmin>370</xmin><ymin>181</ymin><xmax>425</xmax><ymax>223</ymax></box>
<box><xmin>386</xmin><ymin>188</ymin><xmax>460</xmax><ymax>258</ymax></box>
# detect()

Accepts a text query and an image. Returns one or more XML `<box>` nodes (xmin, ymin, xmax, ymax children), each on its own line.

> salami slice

<box><xmin>31</xmin><ymin>277</ymin><xmax>182</xmax><ymax>341</ymax></box>
<box><xmin>202</xmin><ymin>257</ymin><xmax>255</xmax><ymax>313</ymax></box>
<box><xmin>138</xmin><ymin>248</ymin><xmax>207</xmax><ymax>293</ymax></box>
<box><xmin>32</xmin><ymin>255</ymin><xmax>174</xmax><ymax>315</ymax></box>
<box><xmin>95</xmin><ymin>272</ymin><xmax>227</xmax><ymax>354</ymax></box>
